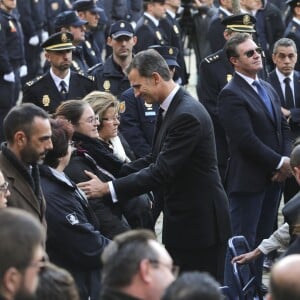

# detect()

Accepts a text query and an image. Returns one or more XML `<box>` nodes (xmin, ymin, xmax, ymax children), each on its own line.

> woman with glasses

<box><xmin>54</xmin><ymin>100</ymin><xmax>131</xmax><ymax>238</ymax></box>
<box><xmin>83</xmin><ymin>91</ymin><xmax>153</xmax><ymax>229</ymax></box>
<box><xmin>39</xmin><ymin>118</ymin><xmax>110</xmax><ymax>300</ymax></box>
<box><xmin>0</xmin><ymin>170</ymin><xmax>10</xmax><ymax>208</ymax></box>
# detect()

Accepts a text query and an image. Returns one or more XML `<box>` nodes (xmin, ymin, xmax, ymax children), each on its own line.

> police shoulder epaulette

<box><xmin>87</xmin><ymin>62</ymin><xmax>103</xmax><ymax>74</ymax></box>
<box><xmin>76</xmin><ymin>72</ymin><xmax>95</xmax><ymax>81</ymax></box>
<box><xmin>204</xmin><ymin>54</ymin><xmax>220</xmax><ymax>64</ymax></box>
<box><xmin>25</xmin><ymin>75</ymin><xmax>45</xmax><ymax>87</ymax></box>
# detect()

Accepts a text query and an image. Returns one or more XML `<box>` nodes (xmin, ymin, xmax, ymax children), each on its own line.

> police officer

<box><xmin>17</xmin><ymin>0</ymin><xmax>48</xmax><ymax>85</ymax></box>
<box><xmin>45</xmin><ymin>0</ymin><xmax>72</xmax><ymax>35</ymax></box>
<box><xmin>199</xmin><ymin>13</ymin><xmax>256</xmax><ymax>182</ymax></box>
<box><xmin>73</xmin><ymin>0</ymin><xmax>104</xmax><ymax>66</ymax></box>
<box><xmin>89</xmin><ymin>20</ymin><xmax>136</xmax><ymax>99</ymax></box>
<box><xmin>0</xmin><ymin>0</ymin><xmax>26</xmax><ymax>142</ymax></box>
<box><xmin>134</xmin><ymin>0</ymin><xmax>168</xmax><ymax>53</ymax></box>
<box><xmin>54</xmin><ymin>10</ymin><xmax>90</xmax><ymax>75</ymax></box>
<box><xmin>284</xmin><ymin>0</ymin><xmax>300</xmax><ymax>71</ymax></box>
<box><xmin>160</xmin><ymin>0</ymin><xmax>189</xmax><ymax>85</ymax></box>
<box><xmin>22</xmin><ymin>32</ymin><xmax>96</xmax><ymax>114</ymax></box>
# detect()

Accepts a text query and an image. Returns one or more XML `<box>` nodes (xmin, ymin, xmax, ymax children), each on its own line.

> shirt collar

<box><xmin>160</xmin><ymin>84</ymin><xmax>180</xmax><ymax>113</ymax></box>
<box><xmin>144</xmin><ymin>12</ymin><xmax>160</xmax><ymax>27</ymax></box>
<box><xmin>50</xmin><ymin>68</ymin><xmax>71</xmax><ymax>90</ymax></box>
<box><xmin>275</xmin><ymin>68</ymin><xmax>294</xmax><ymax>84</ymax></box>
<box><xmin>235</xmin><ymin>71</ymin><xmax>259</xmax><ymax>86</ymax></box>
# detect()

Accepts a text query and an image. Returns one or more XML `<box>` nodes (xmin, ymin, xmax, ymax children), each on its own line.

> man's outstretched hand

<box><xmin>77</xmin><ymin>170</ymin><xmax>109</xmax><ymax>198</ymax></box>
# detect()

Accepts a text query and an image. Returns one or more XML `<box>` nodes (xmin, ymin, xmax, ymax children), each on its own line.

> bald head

<box><xmin>269</xmin><ymin>255</ymin><xmax>300</xmax><ymax>300</ymax></box>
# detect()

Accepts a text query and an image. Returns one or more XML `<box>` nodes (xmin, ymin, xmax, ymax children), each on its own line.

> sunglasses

<box><xmin>244</xmin><ymin>47</ymin><xmax>262</xmax><ymax>58</ymax></box>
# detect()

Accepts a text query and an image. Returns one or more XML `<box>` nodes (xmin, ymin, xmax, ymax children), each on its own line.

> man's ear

<box><xmin>14</xmin><ymin>131</ymin><xmax>26</xmax><ymax>148</ymax></box>
<box><xmin>2</xmin><ymin>267</ymin><xmax>22</xmax><ymax>296</ymax></box>
<box><xmin>139</xmin><ymin>259</ymin><xmax>152</xmax><ymax>284</ymax></box>
<box><xmin>132</xmin><ymin>36</ymin><xmax>137</xmax><ymax>46</ymax></box>
<box><xmin>107</xmin><ymin>36</ymin><xmax>112</xmax><ymax>46</ymax></box>
<box><xmin>293</xmin><ymin>166</ymin><xmax>300</xmax><ymax>185</ymax></box>
<box><xmin>229</xmin><ymin>56</ymin><xmax>238</xmax><ymax>66</ymax></box>
<box><xmin>152</xmin><ymin>72</ymin><xmax>160</xmax><ymax>84</ymax></box>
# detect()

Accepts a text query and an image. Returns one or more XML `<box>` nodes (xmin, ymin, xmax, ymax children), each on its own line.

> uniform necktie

<box><xmin>284</xmin><ymin>77</ymin><xmax>294</xmax><ymax>108</ymax></box>
<box><xmin>59</xmin><ymin>81</ymin><xmax>68</xmax><ymax>99</ymax></box>
<box><xmin>252</xmin><ymin>80</ymin><xmax>274</xmax><ymax>118</ymax></box>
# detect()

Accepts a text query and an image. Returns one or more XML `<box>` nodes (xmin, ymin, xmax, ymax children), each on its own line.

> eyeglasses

<box><xmin>84</xmin><ymin>116</ymin><xmax>99</xmax><ymax>124</ymax></box>
<box><xmin>244</xmin><ymin>47</ymin><xmax>262</xmax><ymax>58</ymax></box>
<box><xmin>148</xmin><ymin>259</ymin><xmax>179</xmax><ymax>277</ymax></box>
<box><xmin>101</xmin><ymin>115</ymin><xmax>121</xmax><ymax>123</ymax></box>
<box><xmin>0</xmin><ymin>181</ymin><xmax>9</xmax><ymax>195</ymax></box>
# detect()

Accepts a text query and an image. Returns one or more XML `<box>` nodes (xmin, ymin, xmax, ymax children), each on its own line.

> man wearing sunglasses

<box><xmin>219</xmin><ymin>32</ymin><xmax>292</xmax><ymax>288</ymax></box>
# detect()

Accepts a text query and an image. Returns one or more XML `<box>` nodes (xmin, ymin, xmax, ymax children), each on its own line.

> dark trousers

<box><xmin>167</xmin><ymin>243</ymin><xmax>227</xmax><ymax>284</ymax></box>
<box><xmin>228</xmin><ymin>182</ymin><xmax>282</xmax><ymax>282</ymax></box>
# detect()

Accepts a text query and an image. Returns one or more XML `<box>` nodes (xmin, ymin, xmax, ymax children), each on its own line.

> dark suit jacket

<box><xmin>22</xmin><ymin>71</ymin><xmax>96</xmax><ymax>113</ymax></box>
<box><xmin>219</xmin><ymin>74</ymin><xmax>292</xmax><ymax>194</ymax></box>
<box><xmin>113</xmin><ymin>87</ymin><xmax>231</xmax><ymax>250</ymax></box>
<box><xmin>284</xmin><ymin>20</ymin><xmax>300</xmax><ymax>71</ymax></box>
<box><xmin>268</xmin><ymin>70</ymin><xmax>300</xmax><ymax>139</ymax></box>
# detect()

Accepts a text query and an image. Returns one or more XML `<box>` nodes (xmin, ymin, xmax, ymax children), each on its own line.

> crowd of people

<box><xmin>1</xmin><ymin>0</ymin><xmax>300</xmax><ymax>299</ymax></box>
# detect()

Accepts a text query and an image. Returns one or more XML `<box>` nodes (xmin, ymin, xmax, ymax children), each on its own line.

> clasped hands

<box><xmin>77</xmin><ymin>170</ymin><xmax>109</xmax><ymax>198</ymax></box>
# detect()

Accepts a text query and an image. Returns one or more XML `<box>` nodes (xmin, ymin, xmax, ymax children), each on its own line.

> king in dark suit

<box><xmin>78</xmin><ymin>49</ymin><xmax>231</xmax><ymax>282</ymax></box>
<box><xmin>219</xmin><ymin>33</ymin><xmax>292</xmax><ymax>285</ymax></box>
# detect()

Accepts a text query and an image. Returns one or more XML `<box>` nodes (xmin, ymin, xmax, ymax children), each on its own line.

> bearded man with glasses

<box><xmin>219</xmin><ymin>32</ymin><xmax>293</xmax><ymax>290</ymax></box>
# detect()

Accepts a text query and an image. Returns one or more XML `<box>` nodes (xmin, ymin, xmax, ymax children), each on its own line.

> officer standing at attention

<box><xmin>134</xmin><ymin>0</ymin><xmax>168</xmax><ymax>53</ymax></box>
<box><xmin>89</xmin><ymin>20</ymin><xmax>136</xmax><ymax>99</ymax></box>
<box><xmin>54</xmin><ymin>10</ymin><xmax>90</xmax><ymax>75</ymax></box>
<box><xmin>284</xmin><ymin>0</ymin><xmax>300</xmax><ymax>71</ymax></box>
<box><xmin>73</xmin><ymin>0</ymin><xmax>103</xmax><ymax>67</ymax></box>
<box><xmin>0</xmin><ymin>0</ymin><xmax>26</xmax><ymax>142</ymax></box>
<box><xmin>199</xmin><ymin>13</ymin><xmax>256</xmax><ymax>182</ymax></box>
<box><xmin>22</xmin><ymin>32</ymin><xmax>95</xmax><ymax>114</ymax></box>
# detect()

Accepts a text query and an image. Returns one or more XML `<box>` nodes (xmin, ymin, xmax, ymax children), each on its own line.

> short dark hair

<box><xmin>273</xmin><ymin>38</ymin><xmax>297</xmax><ymax>54</ymax></box>
<box><xmin>3</xmin><ymin>103</ymin><xmax>49</xmax><ymax>143</ymax></box>
<box><xmin>101</xmin><ymin>229</ymin><xmax>157</xmax><ymax>288</ymax></box>
<box><xmin>162</xmin><ymin>272</ymin><xmax>222</xmax><ymax>300</ymax></box>
<box><xmin>43</xmin><ymin>119</ymin><xmax>74</xmax><ymax>168</ymax></box>
<box><xmin>225</xmin><ymin>32</ymin><xmax>252</xmax><ymax>62</ymax></box>
<box><xmin>126</xmin><ymin>49</ymin><xmax>171</xmax><ymax>81</ymax></box>
<box><xmin>54</xmin><ymin>100</ymin><xmax>88</xmax><ymax>125</ymax></box>
<box><xmin>36</xmin><ymin>262</ymin><xmax>80</xmax><ymax>300</ymax></box>
<box><xmin>0</xmin><ymin>208</ymin><xmax>44</xmax><ymax>279</ymax></box>
<box><xmin>290</xmin><ymin>144</ymin><xmax>300</xmax><ymax>169</ymax></box>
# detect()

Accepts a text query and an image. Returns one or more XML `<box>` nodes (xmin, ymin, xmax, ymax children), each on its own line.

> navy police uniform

<box><xmin>89</xmin><ymin>20</ymin><xmax>135</xmax><ymax>98</ymax></box>
<box><xmin>207</xmin><ymin>7</ymin><xmax>231</xmax><ymax>53</ymax></box>
<box><xmin>0</xmin><ymin>7</ymin><xmax>25</xmax><ymax>141</ymax></box>
<box><xmin>134</xmin><ymin>14</ymin><xmax>168</xmax><ymax>53</ymax></box>
<box><xmin>284</xmin><ymin>0</ymin><xmax>300</xmax><ymax>71</ymax></box>
<box><xmin>22</xmin><ymin>32</ymin><xmax>95</xmax><ymax>113</ymax></box>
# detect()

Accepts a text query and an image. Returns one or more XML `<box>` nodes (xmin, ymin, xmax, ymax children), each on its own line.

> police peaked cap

<box><xmin>110</xmin><ymin>20</ymin><xmax>134</xmax><ymax>39</ymax></box>
<box><xmin>54</xmin><ymin>10</ymin><xmax>88</xmax><ymax>30</ymax></box>
<box><xmin>41</xmin><ymin>32</ymin><xmax>76</xmax><ymax>51</ymax></box>
<box><xmin>72</xmin><ymin>0</ymin><xmax>103</xmax><ymax>13</ymax></box>
<box><xmin>222</xmin><ymin>13</ymin><xmax>256</xmax><ymax>33</ymax></box>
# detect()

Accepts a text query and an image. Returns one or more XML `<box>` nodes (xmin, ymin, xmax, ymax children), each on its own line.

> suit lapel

<box><xmin>293</xmin><ymin>71</ymin><xmax>300</xmax><ymax>108</ymax></box>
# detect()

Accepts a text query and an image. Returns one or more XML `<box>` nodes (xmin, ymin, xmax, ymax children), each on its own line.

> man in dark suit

<box><xmin>219</xmin><ymin>33</ymin><xmax>292</xmax><ymax>285</ymax></box>
<box><xmin>77</xmin><ymin>49</ymin><xmax>231</xmax><ymax>282</ymax></box>
<box><xmin>199</xmin><ymin>13</ymin><xmax>256</xmax><ymax>182</ymax></box>
<box><xmin>22</xmin><ymin>32</ymin><xmax>95</xmax><ymax>114</ymax></box>
<box><xmin>268</xmin><ymin>37</ymin><xmax>300</xmax><ymax>203</ymax></box>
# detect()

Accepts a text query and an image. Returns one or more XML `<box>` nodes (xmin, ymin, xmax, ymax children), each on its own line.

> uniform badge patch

<box><xmin>66</xmin><ymin>213</ymin><xmax>79</xmax><ymax>225</ymax></box>
<box><xmin>42</xmin><ymin>95</ymin><xmax>50</xmax><ymax>107</ymax></box>
<box><xmin>119</xmin><ymin>101</ymin><xmax>126</xmax><ymax>113</ymax></box>
<box><xmin>103</xmin><ymin>80</ymin><xmax>111</xmax><ymax>91</ymax></box>
<box><xmin>226</xmin><ymin>74</ymin><xmax>233</xmax><ymax>82</ymax></box>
